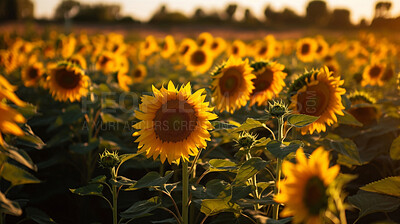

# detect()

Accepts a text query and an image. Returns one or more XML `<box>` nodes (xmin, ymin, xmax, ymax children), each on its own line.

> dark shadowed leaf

<box><xmin>1</xmin><ymin>162</ymin><xmax>40</xmax><ymax>186</ymax></box>
<box><xmin>360</xmin><ymin>176</ymin><xmax>400</xmax><ymax>197</ymax></box>
<box><xmin>337</xmin><ymin>111</ymin><xmax>363</xmax><ymax>127</ymax></box>
<box><xmin>287</xmin><ymin>114</ymin><xmax>319</xmax><ymax>127</ymax></box>
<box><xmin>70</xmin><ymin>184</ymin><xmax>103</xmax><ymax>196</ymax></box>
<box><xmin>390</xmin><ymin>136</ymin><xmax>400</xmax><ymax>160</ymax></box>
<box><xmin>233</xmin><ymin>157</ymin><xmax>268</xmax><ymax>185</ymax></box>
<box><xmin>120</xmin><ymin>197</ymin><xmax>161</xmax><ymax>219</ymax></box>
<box><xmin>26</xmin><ymin>207</ymin><xmax>56</xmax><ymax>224</ymax></box>
<box><xmin>126</xmin><ymin>171</ymin><xmax>174</xmax><ymax>190</ymax></box>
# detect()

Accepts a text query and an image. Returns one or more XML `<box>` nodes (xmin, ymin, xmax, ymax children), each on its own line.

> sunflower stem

<box><xmin>273</xmin><ymin>117</ymin><xmax>284</xmax><ymax>220</ymax></box>
<box><xmin>111</xmin><ymin>167</ymin><xmax>118</xmax><ymax>224</ymax></box>
<box><xmin>182</xmin><ymin>160</ymin><xmax>189</xmax><ymax>224</ymax></box>
<box><xmin>246</xmin><ymin>152</ymin><xmax>260</xmax><ymax>210</ymax></box>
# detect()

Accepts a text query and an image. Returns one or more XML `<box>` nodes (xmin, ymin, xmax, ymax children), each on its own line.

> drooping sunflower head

<box><xmin>160</xmin><ymin>35</ymin><xmax>176</xmax><ymax>59</ymax></box>
<box><xmin>325</xmin><ymin>60</ymin><xmax>341</xmax><ymax>77</ymax></box>
<box><xmin>133</xmin><ymin>81</ymin><xmax>217</xmax><ymax>164</ymax></box>
<box><xmin>361</xmin><ymin>62</ymin><xmax>386</xmax><ymax>87</ymax></box>
<box><xmin>21</xmin><ymin>62</ymin><xmax>44</xmax><ymax>87</ymax></box>
<box><xmin>47</xmin><ymin>62</ymin><xmax>90</xmax><ymax>102</ymax></box>
<box><xmin>211</xmin><ymin>56</ymin><xmax>255</xmax><ymax>113</ymax></box>
<box><xmin>347</xmin><ymin>91</ymin><xmax>379</xmax><ymax>126</ymax></box>
<box><xmin>296</xmin><ymin>38</ymin><xmax>317</xmax><ymax>62</ymax></box>
<box><xmin>131</xmin><ymin>64</ymin><xmax>147</xmax><ymax>83</ymax></box>
<box><xmin>288</xmin><ymin>67</ymin><xmax>346</xmax><ymax>134</ymax></box>
<box><xmin>184</xmin><ymin>47</ymin><xmax>214</xmax><ymax>74</ymax></box>
<box><xmin>274</xmin><ymin>147</ymin><xmax>340</xmax><ymax>224</ymax></box>
<box><xmin>249</xmin><ymin>61</ymin><xmax>287</xmax><ymax>107</ymax></box>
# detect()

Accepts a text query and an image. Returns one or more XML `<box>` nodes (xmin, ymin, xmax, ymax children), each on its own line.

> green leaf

<box><xmin>16</xmin><ymin>103</ymin><xmax>37</xmax><ymax>119</ymax></box>
<box><xmin>118</xmin><ymin>153</ymin><xmax>142</xmax><ymax>167</ymax></box>
<box><xmin>70</xmin><ymin>184</ymin><xmax>103</xmax><ymax>196</ymax></box>
<box><xmin>390</xmin><ymin>136</ymin><xmax>400</xmax><ymax>160</ymax></box>
<box><xmin>324</xmin><ymin>134</ymin><xmax>363</xmax><ymax>167</ymax></box>
<box><xmin>287</xmin><ymin>114</ymin><xmax>319</xmax><ymax>127</ymax></box>
<box><xmin>101</xmin><ymin>113</ymin><xmax>123</xmax><ymax>123</ymax></box>
<box><xmin>1</xmin><ymin>162</ymin><xmax>40</xmax><ymax>186</ymax></box>
<box><xmin>3</xmin><ymin>146</ymin><xmax>36</xmax><ymax>170</ymax></box>
<box><xmin>110</xmin><ymin>176</ymin><xmax>136</xmax><ymax>187</ymax></box>
<box><xmin>120</xmin><ymin>197</ymin><xmax>161</xmax><ymax>219</ymax></box>
<box><xmin>207</xmin><ymin>159</ymin><xmax>237</xmax><ymax>172</ymax></box>
<box><xmin>200</xmin><ymin>198</ymin><xmax>241</xmax><ymax>216</ymax></box>
<box><xmin>337</xmin><ymin>110</ymin><xmax>363</xmax><ymax>127</ymax></box>
<box><xmin>69</xmin><ymin>139</ymin><xmax>99</xmax><ymax>154</ymax></box>
<box><xmin>26</xmin><ymin>207</ymin><xmax>56</xmax><ymax>224</ymax></box>
<box><xmin>233</xmin><ymin>118</ymin><xmax>264</xmax><ymax>132</ymax></box>
<box><xmin>89</xmin><ymin>175</ymin><xmax>107</xmax><ymax>184</ymax></box>
<box><xmin>211</xmin><ymin>121</ymin><xmax>238</xmax><ymax>131</ymax></box>
<box><xmin>348</xmin><ymin>190</ymin><xmax>400</xmax><ymax>219</ymax></box>
<box><xmin>126</xmin><ymin>171</ymin><xmax>174</xmax><ymax>190</ymax></box>
<box><xmin>233</xmin><ymin>157</ymin><xmax>268</xmax><ymax>185</ymax></box>
<box><xmin>16</xmin><ymin>124</ymin><xmax>45</xmax><ymax>149</ymax></box>
<box><xmin>266</xmin><ymin>140</ymin><xmax>301</xmax><ymax>159</ymax></box>
<box><xmin>360</xmin><ymin>176</ymin><xmax>400</xmax><ymax>197</ymax></box>
<box><xmin>0</xmin><ymin>191</ymin><xmax>22</xmax><ymax>216</ymax></box>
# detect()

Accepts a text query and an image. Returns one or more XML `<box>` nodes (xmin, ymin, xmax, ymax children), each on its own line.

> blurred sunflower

<box><xmin>296</xmin><ymin>38</ymin><xmax>317</xmax><ymax>62</ymax></box>
<box><xmin>249</xmin><ymin>61</ymin><xmax>287</xmax><ymax>107</ymax></box>
<box><xmin>178</xmin><ymin>38</ymin><xmax>197</xmax><ymax>59</ymax></box>
<box><xmin>209</xmin><ymin>37</ymin><xmax>227</xmax><ymax>58</ymax></box>
<box><xmin>95</xmin><ymin>51</ymin><xmax>119</xmax><ymax>74</ymax></box>
<box><xmin>275</xmin><ymin>147</ymin><xmax>340</xmax><ymax>224</ymax></box>
<box><xmin>228</xmin><ymin>40</ymin><xmax>247</xmax><ymax>58</ymax></box>
<box><xmin>184</xmin><ymin>47</ymin><xmax>214</xmax><ymax>74</ymax></box>
<box><xmin>131</xmin><ymin>64</ymin><xmax>147</xmax><ymax>83</ymax></box>
<box><xmin>289</xmin><ymin>67</ymin><xmax>346</xmax><ymax>134</ymax></box>
<box><xmin>117</xmin><ymin>71</ymin><xmax>132</xmax><ymax>92</ymax></box>
<box><xmin>211</xmin><ymin>56</ymin><xmax>255</xmax><ymax>113</ymax></box>
<box><xmin>361</xmin><ymin>62</ymin><xmax>386</xmax><ymax>87</ymax></box>
<box><xmin>21</xmin><ymin>62</ymin><xmax>44</xmax><ymax>87</ymax></box>
<box><xmin>315</xmin><ymin>36</ymin><xmax>329</xmax><ymax>59</ymax></box>
<box><xmin>133</xmin><ymin>81</ymin><xmax>217</xmax><ymax>164</ymax></box>
<box><xmin>59</xmin><ymin>35</ymin><xmax>77</xmax><ymax>59</ymax></box>
<box><xmin>325</xmin><ymin>60</ymin><xmax>340</xmax><ymax>77</ymax></box>
<box><xmin>0</xmin><ymin>75</ymin><xmax>26</xmax><ymax>146</ymax></box>
<box><xmin>160</xmin><ymin>35</ymin><xmax>176</xmax><ymax>59</ymax></box>
<box><xmin>197</xmin><ymin>32</ymin><xmax>213</xmax><ymax>48</ymax></box>
<box><xmin>47</xmin><ymin>62</ymin><xmax>90</xmax><ymax>102</ymax></box>
<box><xmin>253</xmin><ymin>40</ymin><xmax>275</xmax><ymax>60</ymax></box>
<box><xmin>67</xmin><ymin>54</ymin><xmax>87</xmax><ymax>70</ymax></box>
<box><xmin>139</xmin><ymin>35</ymin><xmax>159</xmax><ymax>61</ymax></box>
<box><xmin>345</xmin><ymin>41</ymin><xmax>361</xmax><ymax>59</ymax></box>
<box><xmin>0</xmin><ymin>50</ymin><xmax>19</xmax><ymax>74</ymax></box>
<box><xmin>347</xmin><ymin>91</ymin><xmax>379</xmax><ymax>126</ymax></box>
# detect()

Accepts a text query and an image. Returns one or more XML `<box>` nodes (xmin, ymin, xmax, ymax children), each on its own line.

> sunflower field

<box><xmin>0</xmin><ymin>28</ymin><xmax>399</xmax><ymax>224</ymax></box>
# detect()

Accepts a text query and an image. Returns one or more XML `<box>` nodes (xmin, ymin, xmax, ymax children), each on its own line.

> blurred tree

<box><xmin>193</xmin><ymin>8</ymin><xmax>206</xmax><ymax>20</ymax></box>
<box><xmin>54</xmin><ymin>0</ymin><xmax>80</xmax><ymax>21</ymax></box>
<box><xmin>374</xmin><ymin>1</ymin><xmax>392</xmax><ymax>18</ymax></box>
<box><xmin>150</xmin><ymin>4</ymin><xmax>189</xmax><ymax>24</ymax></box>
<box><xmin>242</xmin><ymin>8</ymin><xmax>260</xmax><ymax>26</ymax></box>
<box><xmin>74</xmin><ymin>4</ymin><xmax>121</xmax><ymax>22</ymax></box>
<box><xmin>264</xmin><ymin>5</ymin><xmax>279</xmax><ymax>24</ymax></box>
<box><xmin>264</xmin><ymin>5</ymin><xmax>303</xmax><ymax>27</ymax></box>
<box><xmin>328</xmin><ymin>9</ymin><xmax>352</xmax><ymax>29</ymax></box>
<box><xmin>306</xmin><ymin>0</ymin><xmax>329</xmax><ymax>27</ymax></box>
<box><xmin>0</xmin><ymin>0</ymin><xmax>34</xmax><ymax>20</ymax></box>
<box><xmin>225</xmin><ymin>4</ymin><xmax>237</xmax><ymax>21</ymax></box>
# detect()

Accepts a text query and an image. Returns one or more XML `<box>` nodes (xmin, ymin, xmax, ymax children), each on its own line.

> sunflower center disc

<box><xmin>153</xmin><ymin>99</ymin><xmax>198</xmax><ymax>143</ymax></box>
<box><xmin>55</xmin><ymin>68</ymin><xmax>81</xmax><ymax>90</ymax></box>
<box><xmin>369</xmin><ymin>66</ymin><xmax>382</xmax><ymax>78</ymax></box>
<box><xmin>191</xmin><ymin>50</ymin><xmax>206</xmax><ymax>66</ymax></box>
<box><xmin>28</xmin><ymin>67</ymin><xmax>39</xmax><ymax>79</ymax></box>
<box><xmin>301</xmin><ymin>43</ymin><xmax>310</xmax><ymax>54</ymax></box>
<box><xmin>219</xmin><ymin>68</ymin><xmax>242</xmax><ymax>94</ymax></box>
<box><xmin>259</xmin><ymin>46</ymin><xmax>267</xmax><ymax>55</ymax></box>
<box><xmin>252</xmin><ymin>68</ymin><xmax>274</xmax><ymax>94</ymax></box>
<box><xmin>99</xmin><ymin>56</ymin><xmax>110</xmax><ymax>66</ymax></box>
<box><xmin>181</xmin><ymin>46</ymin><xmax>189</xmax><ymax>55</ymax></box>
<box><xmin>303</xmin><ymin>176</ymin><xmax>328</xmax><ymax>215</ymax></box>
<box><xmin>232</xmin><ymin>46</ymin><xmax>239</xmax><ymax>54</ymax></box>
<box><xmin>296</xmin><ymin>82</ymin><xmax>330</xmax><ymax>116</ymax></box>
<box><xmin>134</xmin><ymin>70</ymin><xmax>142</xmax><ymax>78</ymax></box>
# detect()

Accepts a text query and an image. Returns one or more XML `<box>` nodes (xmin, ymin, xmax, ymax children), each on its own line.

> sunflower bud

<box><xmin>99</xmin><ymin>150</ymin><xmax>120</xmax><ymax>168</ymax></box>
<box><xmin>235</xmin><ymin>132</ymin><xmax>258</xmax><ymax>150</ymax></box>
<box><xmin>268</xmin><ymin>100</ymin><xmax>289</xmax><ymax>118</ymax></box>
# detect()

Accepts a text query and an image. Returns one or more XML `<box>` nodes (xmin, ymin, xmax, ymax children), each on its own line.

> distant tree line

<box><xmin>0</xmin><ymin>0</ymin><xmax>399</xmax><ymax>30</ymax></box>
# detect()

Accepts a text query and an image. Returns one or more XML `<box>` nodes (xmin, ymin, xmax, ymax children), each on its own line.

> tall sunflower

<box><xmin>133</xmin><ymin>81</ymin><xmax>217</xmax><ymax>164</ymax></box>
<box><xmin>296</xmin><ymin>38</ymin><xmax>317</xmax><ymax>62</ymax></box>
<box><xmin>288</xmin><ymin>67</ymin><xmax>346</xmax><ymax>134</ymax></box>
<box><xmin>249</xmin><ymin>61</ymin><xmax>287</xmax><ymax>107</ymax></box>
<box><xmin>184</xmin><ymin>47</ymin><xmax>214</xmax><ymax>74</ymax></box>
<box><xmin>47</xmin><ymin>62</ymin><xmax>90</xmax><ymax>102</ymax></box>
<box><xmin>21</xmin><ymin>62</ymin><xmax>44</xmax><ymax>87</ymax></box>
<box><xmin>274</xmin><ymin>147</ymin><xmax>340</xmax><ymax>224</ymax></box>
<box><xmin>211</xmin><ymin>56</ymin><xmax>255</xmax><ymax>113</ymax></box>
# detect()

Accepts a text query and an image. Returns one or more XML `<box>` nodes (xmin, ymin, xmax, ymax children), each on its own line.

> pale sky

<box><xmin>33</xmin><ymin>0</ymin><xmax>400</xmax><ymax>24</ymax></box>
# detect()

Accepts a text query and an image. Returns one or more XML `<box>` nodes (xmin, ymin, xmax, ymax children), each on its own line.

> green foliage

<box><xmin>266</xmin><ymin>140</ymin><xmax>301</xmax><ymax>159</ymax></box>
<box><xmin>200</xmin><ymin>198</ymin><xmax>241</xmax><ymax>217</ymax></box>
<box><xmin>1</xmin><ymin>162</ymin><xmax>40</xmax><ymax>186</ymax></box>
<box><xmin>287</xmin><ymin>114</ymin><xmax>319</xmax><ymax>127</ymax></box>
<box><xmin>233</xmin><ymin>157</ymin><xmax>268</xmax><ymax>185</ymax></box>
<box><xmin>120</xmin><ymin>197</ymin><xmax>161</xmax><ymax>220</ymax></box>
<box><xmin>360</xmin><ymin>176</ymin><xmax>400</xmax><ymax>197</ymax></box>
<box><xmin>70</xmin><ymin>184</ymin><xmax>104</xmax><ymax>196</ymax></box>
<box><xmin>390</xmin><ymin>136</ymin><xmax>400</xmax><ymax>160</ymax></box>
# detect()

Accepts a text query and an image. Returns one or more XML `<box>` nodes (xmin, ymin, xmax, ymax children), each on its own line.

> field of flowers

<box><xmin>0</xmin><ymin>29</ymin><xmax>399</xmax><ymax>224</ymax></box>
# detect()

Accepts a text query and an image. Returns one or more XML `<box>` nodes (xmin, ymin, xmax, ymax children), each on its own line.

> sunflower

<box><xmin>131</xmin><ymin>64</ymin><xmax>147</xmax><ymax>83</ymax></box>
<box><xmin>347</xmin><ymin>91</ymin><xmax>379</xmax><ymax>126</ymax></box>
<box><xmin>209</xmin><ymin>37</ymin><xmax>227</xmax><ymax>58</ymax></box>
<box><xmin>227</xmin><ymin>40</ymin><xmax>246</xmax><ymax>58</ymax></box>
<box><xmin>0</xmin><ymin>75</ymin><xmax>26</xmax><ymax>107</ymax></box>
<box><xmin>184</xmin><ymin>47</ymin><xmax>214</xmax><ymax>74</ymax></box>
<box><xmin>325</xmin><ymin>60</ymin><xmax>340</xmax><ymax>77</ymax></box>
<box><xmin>47</xmin><ymin>62</ymin><xmax>90</xmax><ymax>102</ymax></box>
<box><xmin>95</xmin><ymin>51</ymin><xmax>119</xmax><ymax>74</ymax></box>
<box><xmin>178</xmin><ymin>38</ymin><xmax>197</xmax><ymax>59</ymax></box>
<box><xmin>139</xmin><ymin>35</ymin><xmax>159</xmax><ymax>61</ymax></box>
<box><xmin>282</xmin><ymin>39</ymin><xmax>295</xmax><ymax>56</ymax></box>
<box><xmin>0</xmin><ymin>50</ymin><xmax>18</xmax><ymax>74</ymax></box>
<box><xmin>21</xmin><ymin>62</ymin><xmax>44</xmax><ymax>87</ymax></box>
<box><xmin>67</xmin><ymin>54</ymin><xmax>87</xmax><ymax>70</ymax></box>
<box><xmin>361</xmin><ymin>62</ymin><xmax>386</xmax><ymax>87</ymax></box>
<box><xmin>133</xmin><ymin>81</ymin><xmax>217</xmax><ymax>164</ymax></box>
<box><xmin>275</xmin><ymin>147</ymin><xmax>340</xmax><ymax>224</ymax></box>
<box><xmin>59</xmin><ymin>35</ymin><xmax>77</xmax><ymax>59</ymax></box>
<box><xmin>160</xmin><ymin>35</ymin><xmax>176</xmax><ymax>59</ymax></box>
<box><xmin>197</xmin><ymin>32</ymin><xmax>213</xmax><ymax>48</ymax></box>
<box><xmin>117</xmin><ymin>71</ymin><xmax>132</xmax><ymax>92</ymax></box>
<box><xmin>345</xmin><ymin>41</ymin><xmax>361</xmax><ymax>59</ymax></box>
<box><xmin>253</xmin><ymin>40</ymin><xmax>275</xmax><ymax>60</ymax></box>
<box><xmin>211</xmin><ymin>56</ymin><xmax>255</xmax><ymax>113</ymax></box>
<box><xmin>288</xmin><ymin>67</ymin><xmax>346</xmax><ymax>134</ymax></box>
<box><xmin>296</xmin><ymin>38</ymin><xmax>317</xmax><ymax>62</ymax></box>
<box><xmin>315</xmin><ymin>36</ymin><xmax>329</xmax><ymax>59</ymax></box>
<box><xmin>249</xmin><ymin>61</ymin><xmax>287</xmax><ymax>107</ymax></box>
